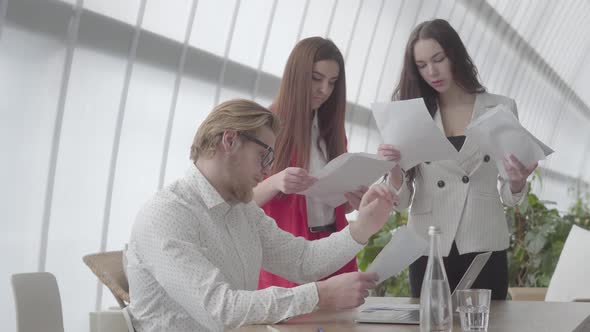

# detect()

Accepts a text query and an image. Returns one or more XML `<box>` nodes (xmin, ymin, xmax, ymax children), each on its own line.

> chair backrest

<box><xmin>83</xmin><ymin>250</ymin><xmax>130</xmax><ymax>308</ymax></box>
<box><xmin>11</xmin><ymin>272</ymin><xmax>65</xmax><ymax>332</ymax></box>
<box><xmin>545</xmin><ymin>225</ymin><xmax>590</xmax><ymax>302</ymax></box>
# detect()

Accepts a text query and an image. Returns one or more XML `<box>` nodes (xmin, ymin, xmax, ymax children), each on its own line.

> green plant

<box><xmin>564</xmin><ymin>189</ymin><xmax>590</xmax><ymax>230</ymax></box>
<box><xmin>356</xmin><ymin>211</ymin><xmax>411</xmax><ymax>296</ymax></box>
<box><xmin>506</xmin><ymin>181</ymin><xmax>590</xmax><ymax>287</ymax></box>
<box><xmin>506</xmin><ymin>189</ymin><xmax>565</xmax><ymax>287</ymax></box>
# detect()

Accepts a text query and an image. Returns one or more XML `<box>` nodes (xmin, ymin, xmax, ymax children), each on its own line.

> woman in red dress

<box><xmin>255</xmin><ymin>36</ymin><xmax>367</xmax><ymax>289</ymax></box>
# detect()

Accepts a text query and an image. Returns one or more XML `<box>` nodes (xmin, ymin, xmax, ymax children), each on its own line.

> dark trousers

<box><xmin>409</xmin><ymin>242</ymin><xmax>508</xmax><ymax>300</ymax></box>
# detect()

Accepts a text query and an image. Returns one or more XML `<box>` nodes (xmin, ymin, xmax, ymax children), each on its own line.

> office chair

<box><xmin>11</xmin><ymin>272</ymin><xmax>64</xmax><ymax>332</ymax></box>
<box><xmin>83</xmin><ymin>250</ymin><xmax>130</xmax><ymax>308</ymax></box>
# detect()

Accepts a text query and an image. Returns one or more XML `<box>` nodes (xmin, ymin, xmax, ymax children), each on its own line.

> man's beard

<box><xmin>227</xmin><ymin>155</ymin><xmax>254</xmax><ymax>204</ymax></box>
<box><xmin>229</xmin><ymin>180</ymin><xmax>253</xmax><ymax>204</ymax></box>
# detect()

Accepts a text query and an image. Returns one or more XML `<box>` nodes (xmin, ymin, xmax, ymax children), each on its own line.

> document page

<box><xmin>372</xmin><ymin>98</ymin><xmax>460</xmax><ymax>170</ymax></box>
<box><xmin>466</xmin><ymin>105</ymin><xmax>554</xmax><ymax>178</ymax></box>
<box><xmin>301</xmin><ymin>152</ymin><xmax>395</xmax><ymax>207</ymax></box>
<box><xmin>367</xmin><ymin>226</ymin><xmax>428</xmax><ymax>284</ymax></box>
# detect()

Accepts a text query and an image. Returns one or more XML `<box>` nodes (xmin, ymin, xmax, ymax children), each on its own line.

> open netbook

<box><xmin>355</xmin><ymin>251</ymin><xmax>492</xmax><ymax>325</ymax></box>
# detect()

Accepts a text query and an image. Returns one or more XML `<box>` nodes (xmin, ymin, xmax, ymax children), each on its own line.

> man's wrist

<box><xmin>349</xmin><ymin>221</ymin><xmax>369</xmax><ymax>245</ymax></box>
<box><xmin>315</xmin><ymin>281</ymin><xmax>327</xmax><ymax>309</ymax></box>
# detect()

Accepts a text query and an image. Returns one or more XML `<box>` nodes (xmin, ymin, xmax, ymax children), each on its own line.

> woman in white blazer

<box><xmin>379</xmin><ymin>19</ymin><xmax>537</xmax><ymax>300</ymax></box>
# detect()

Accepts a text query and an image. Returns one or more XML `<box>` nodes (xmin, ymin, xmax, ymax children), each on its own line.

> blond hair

<box><xmin>190</xmin><ymin>99</ymin><xmax>280</xmax><ymax>161</ymax></box>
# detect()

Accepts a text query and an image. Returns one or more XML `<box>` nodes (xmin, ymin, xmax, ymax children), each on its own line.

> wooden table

<box><xmin>233</xmin><ymin>297</ymin><xmax>590</xmax><ymax>331</ymax></box>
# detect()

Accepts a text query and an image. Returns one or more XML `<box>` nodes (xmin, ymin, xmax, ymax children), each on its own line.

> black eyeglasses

<box><xmin>240</xmin><ymin>132</ymin><xmax>274</xmax><ymax>169</ymax></box>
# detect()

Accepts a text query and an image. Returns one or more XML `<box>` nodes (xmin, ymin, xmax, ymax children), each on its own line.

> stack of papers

<box><xmin>371</xmin><ymin>99</ymin><xmax>459</xmax><ymax>170</ymax></box>
<box><xmin>367</xmin><ymin>226</ymin><xmax>428</xmax><ymax>284</ymax></box>
<box><xmin>360</xmin><ymin>303</ymin><xmax>420</xmax><ymax>311</ymax></box>
<box><xmin>465</xmin><ymin>105</ymin><xmax>554</xmax><ymax>178</ymax></box>
<box><xmin>301</xmin><ymin>152</ymin><xmax>394</xmax><ymax>207</ymax></box>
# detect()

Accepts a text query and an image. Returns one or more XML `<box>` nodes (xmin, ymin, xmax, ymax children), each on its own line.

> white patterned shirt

<box><xmin>126</xmin><ymin>164</ymin><xmax>364</xmax><ymax>332</ymax></box>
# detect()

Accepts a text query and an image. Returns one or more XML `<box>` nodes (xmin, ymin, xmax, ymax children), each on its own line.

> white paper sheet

<box><xmin>301</xmin><ymin>152</ymin><xmax>395</xmax><ymax>207</ymax></box>
<box><xmin>367</xmin><ymin>226</ymin><xmax>428</xmax><ymax>284</ymax></box>
<box><xmin>371</xmin><ymin>99</ymin><xmax>460</xmax><ymax>170</ymax></box>
<box><xmin>465</xmin><ymin>105</ymin><xmax>554</xmax><ymax>179</ymax></box>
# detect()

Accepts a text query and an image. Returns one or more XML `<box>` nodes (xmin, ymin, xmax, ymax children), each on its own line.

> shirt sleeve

<box><xmin>253</xmin><ymin>206</ymin><xmax>364</xmax><ymax>284</ymax></box>
<box><xmin>498</xmin><ymin>98</ymin><xmax>528</xmax><ymax>207</ymax></box>
<box><xmin>499</xmin><ymin>178</ymin><xmax>527</xmax><ymax>207</ymax></box>
<box><xmin>136</xmin><ymin>205</ymin><xmax>320</xmax><ymax>330</ymax></box>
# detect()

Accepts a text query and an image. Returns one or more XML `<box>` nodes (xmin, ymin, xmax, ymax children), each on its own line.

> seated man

<box><xmin>126</xmin><ymin>99</ymin><xmax>398</xmax><ymax>331</ymax></box>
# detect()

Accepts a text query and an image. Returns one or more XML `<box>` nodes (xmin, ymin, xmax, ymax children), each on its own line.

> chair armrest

<box><xmin>508</xmin><ymin>287</ymin><xmax>548</xmax><ymax>301</ymax></box>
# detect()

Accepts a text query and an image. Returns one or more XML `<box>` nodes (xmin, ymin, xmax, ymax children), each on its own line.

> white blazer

<box><xmin>395</xmin><ymin>92</ymin><xmax>527</xmax><ymax>256</ymax></box>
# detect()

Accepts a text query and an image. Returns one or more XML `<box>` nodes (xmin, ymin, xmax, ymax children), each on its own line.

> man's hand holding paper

<box><xmin>344</xmin><ymin>185</ymin><xmax>370</xmax><ymax>212</ymax></box>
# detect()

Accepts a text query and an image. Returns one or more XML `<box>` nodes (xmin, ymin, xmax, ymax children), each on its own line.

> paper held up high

<box><xmin>367</xmin><ymin>226</ymin><xmax>428</xmax><ymax>284</ymax></box>
<box><xmin>371</xmin><ymin>98</ymin><xmax>460</xmax><ymax>170</ymax></box>
<box><xmin>301</xmin><ymin>152</ymin><xmax>395</xmax><ymax>207</ymax></box>
<box><xmin>465</xmin><ymin>105</ymin><xmax>554</xmax><ymax>179</ymax></box>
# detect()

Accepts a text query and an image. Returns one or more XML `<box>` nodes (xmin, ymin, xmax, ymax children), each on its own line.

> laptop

<box><xmin>355</xmin><ymin>251</ymin><xmax>492</xmax><ymax>325</ymax></box>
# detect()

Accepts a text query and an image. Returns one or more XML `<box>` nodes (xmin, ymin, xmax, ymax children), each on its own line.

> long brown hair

<box><xmin>271</xmin><ymin>37</ymin><xmax>347</xmax><ymax>175</ymax></box>
<box><xmin>392</xmin><ymin>19</ymin><xmax>485</xmax><ymax>184</ymax></box>
<box><xmin>393</xmin><ymin>19</ymin><xmax>485</xmax><ymax>115</ymax></box>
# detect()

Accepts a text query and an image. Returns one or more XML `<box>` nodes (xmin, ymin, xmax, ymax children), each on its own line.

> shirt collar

<box><xmin>186</xmin><ymin>164</ymin><xmax>230</xmax><ymax>212</ymax></box>
<box><xmin>312</xmin><ymin>111</ymin><xmax>320</xmax><ymax>131</ymax></box>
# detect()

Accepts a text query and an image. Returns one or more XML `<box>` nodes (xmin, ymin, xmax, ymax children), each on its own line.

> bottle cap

<box><xmin>428</xmin><ymin>226</ymin><xmax>441</xmax><ymax>235</ymax></box>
